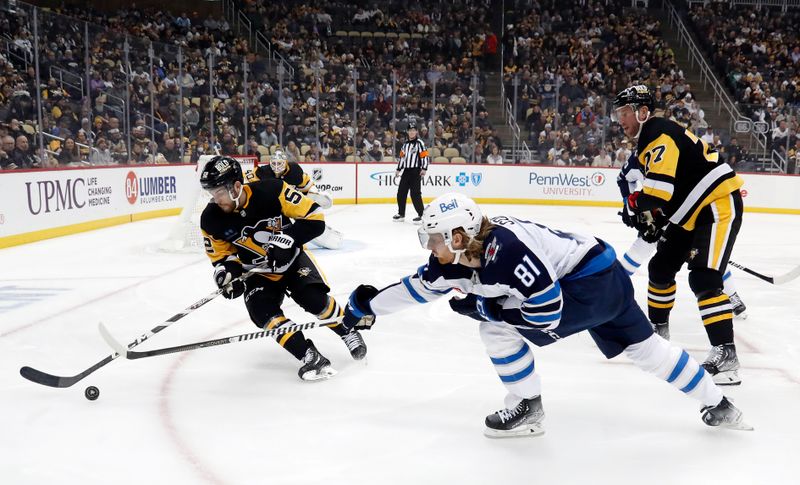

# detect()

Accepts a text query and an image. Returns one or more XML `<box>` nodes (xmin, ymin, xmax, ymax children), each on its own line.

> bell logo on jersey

<box><xmin>439</xmin><ymin>199</ymin><xmax>459</xmax><ymax>212</ymax></box>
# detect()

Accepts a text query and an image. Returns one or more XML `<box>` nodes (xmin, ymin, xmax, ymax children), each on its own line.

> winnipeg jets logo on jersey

<box><xmin>485</xmin><ymin>238</ymin><xmax>501</xmax><ymax>264</ymax></box>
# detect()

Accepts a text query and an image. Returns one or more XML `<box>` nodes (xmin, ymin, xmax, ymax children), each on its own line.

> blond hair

<box><xmin>454</xmin><ymin>217</ymin><xmax>496</xmax><ymax>261</ymax></box>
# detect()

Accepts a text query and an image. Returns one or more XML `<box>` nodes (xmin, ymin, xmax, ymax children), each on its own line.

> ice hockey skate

<box><xmin>652</xmin><ymin>321</ymin><xmax>670</xmax><ymax>340</ymax></box>
<box><xmin>298</xmin><ymin>340</ymin><xmax>336</xmax><ymax>381</ymax></box>
<box><xmin>484</xmin><ymin>396</ymin><xmax>545</xmax><ymax>438</ymax></box>
<box><xmin>341</xmin><ymin>330</ymin><xmax>367</xmax><ymax>360</ymax></box>
<box><xmin>729</xmin><ymin>292</ymin><xmax>748</xmax><ymax>320</ymax></box>
<box><xmin>701</xmin><ymin>397</ymin><xmax>753</xmax><ymax>431</ymax></box>
<box><xmin>701</xmin><ymin>343</ymin><xmax>741</xmax><ymax>385</ymax></box>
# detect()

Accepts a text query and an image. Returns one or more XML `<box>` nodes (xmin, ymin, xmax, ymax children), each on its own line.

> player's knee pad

<box><xmin>293</xmin><ymin>284</ymin><xmax>333</xmax><ymax>317</ymax></box>
<box><xmin>688</xmin><ymin>268</ymin><xmax>723</xmax><ymax>298</ymax></box>
<box><xmin>648</xmin><ymin>258</ymin><xmax>677</xmax><ymax>287</ymax></box>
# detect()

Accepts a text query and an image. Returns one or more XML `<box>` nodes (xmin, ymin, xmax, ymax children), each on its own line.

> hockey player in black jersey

<box><xmin>245</xmin><ymin>150</ymin><xmax>343</xmax><ymax>249</ymax></box>
<box><xmin>199</xmin><ymin>156</ymin><xmax>366</xmax><ymax>381</ymax></box>
<box><xmin>613</xmin><ymin>85</ymin><xmax>745</xmax><ymax>385</ymax></box>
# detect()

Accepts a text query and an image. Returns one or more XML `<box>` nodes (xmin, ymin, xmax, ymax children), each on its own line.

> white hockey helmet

<box><xmin>270</xmin><ymin>150</ymin><xmax>288</xmax><ymax>175</ymax></box>
<box><xmin>418</xmin><ymin>192</ymin><xmax>482</xmax><ymax>263</ymax></box>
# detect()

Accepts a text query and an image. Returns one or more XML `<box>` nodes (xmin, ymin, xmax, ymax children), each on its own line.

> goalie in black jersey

<box><xmin>613</xmin><ymin>85</ymin><xmax>745</xmax><ymax>385</ymax></box>
<box><xmin>245</xmin><ymin>150</ymin><xmax>343</xmax><ymax>249</ymax></box>
<box><xmin>198</xmin><ymin>156</ymin><xmax>366</xmax><ymax>381</ymax></box>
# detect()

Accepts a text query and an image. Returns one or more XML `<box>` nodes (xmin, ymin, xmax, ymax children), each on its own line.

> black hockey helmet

<box><xmin>200</xmin><ymin>156</ymin><xmax>243</xmax><ymax>190</ymax></box>
<box><xmin>613</xmin><ymin>85</ymin><xmax>655</xmax><ymax>112</ymax></box>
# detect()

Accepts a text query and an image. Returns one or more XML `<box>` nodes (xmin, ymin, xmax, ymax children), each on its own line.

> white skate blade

<box><xmin>300</xmin><ymin>366</ymin><xmax>337</xmax><ymax>382</ymax></box>
<box><xmin>734</xmin><ymin>311</ymin><xmax>748</xmax><ymax>320</ymax></box>
<box><xmin>712</xmin><ymin>370</ymin><xmax>741</xmax><ymax>386</ymax></box>
<box><xmin>722</xmin><ymin>420</ymin><xmax>755</xmax><ymax>431</ymax></box>
<box><xmin>484</xmin><ymin>423</ymin><xmax>545</xmax><ymax>439</ymax></box>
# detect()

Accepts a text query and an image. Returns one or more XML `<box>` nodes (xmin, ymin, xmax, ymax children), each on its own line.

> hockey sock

<box><xmin>624</xmin><ymin>334</ymin><xmax>723</xmax><ymax>407</ymax></box>
<box><xmin>647</xmin><ymin>281</ymin><xmax>676</xmax><ymax>324</ymax></box>
<box><xmin>316</xmin><ymin>296</ymin><xmax>348</xmax><ymax>336</ymax></box>
<box><xmin>722</xmin><ymin>270</ymin><xmax>738</xmax><ymax>296</ymax></box>
<box><xmin>480</xmin><ymin>321</ymin><xmax>542</xmax><ymax>401</ymax></box>
<box><xmin>265</xmin><ymin>315</ymin><xmax>308</xmax><ymax>360</ymax></box>
<box><xmin>619</xmin><ymin>237</ymin><xmax>657</xmax><ymax>276</ymax></box>
<box><xmin>697</xmin><ymin>293</ymin><xmax>734</xmax><ymax>346</ymax></box>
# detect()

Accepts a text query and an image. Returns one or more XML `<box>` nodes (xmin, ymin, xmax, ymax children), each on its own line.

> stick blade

<box><xmin>98</xmin><ymin>322</ymin><xmax>127</xmax><ymax>358</ymax></box>
<box><xmin>773</xmin><ymin>265</ymin><xmax>800</xmax><ymax>285</ymax></box>
<box><xmin>20</xmin><ymin>366</ymin><xmax>63</xmax><ymax>387</ymax></box>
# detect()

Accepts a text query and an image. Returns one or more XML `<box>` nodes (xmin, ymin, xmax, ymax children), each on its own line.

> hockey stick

<box><xmin>728</xmin><ymin>260</ymin><xmax>800</xmax><ymax>285</ymax></box>
<box><xmin>19</xmin><ymin>270</ymin><xmax>262</xmax><ymax>388</ymax></box>
<box><xmin>98</xmin><ymin>316</ymin><xmax>344</xmax><ymax>360</ymax></box>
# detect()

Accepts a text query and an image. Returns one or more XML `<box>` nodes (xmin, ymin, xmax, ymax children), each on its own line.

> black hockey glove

<box><xmin>213</xmin><ymin>260</ymin><xmax>245</xmax><ymax>299</ymax></box>
<box><xmin>449</xmin><ymin>294</ymin><xmax>504</xmax><ymax>322</ymax></box>
<box><xmin>618</xmin><ymin>201</ymin><xmax>636</xmax><ymax>228</ymax></box>
<box><xmin>342</xmin><ymin>284</ymin><xmax>379</xmax><ymax>331</ymax></box>
<box><xmin>265</xmin><ymin>233</ymin><xmax>296</xmax><ymax>272</ymax></box>
<box><xmin>634</xmin><ymin>211</ymin><xmax>666</xmax><ymax>244</ymax></box>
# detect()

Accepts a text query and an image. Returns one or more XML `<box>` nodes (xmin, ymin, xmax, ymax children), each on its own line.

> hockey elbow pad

<box><xmin>343</xmin><ymin>284</ymin><xmax>379</xmax><ymax>331</ymax></box>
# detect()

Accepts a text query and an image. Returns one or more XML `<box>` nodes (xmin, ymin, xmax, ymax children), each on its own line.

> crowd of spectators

<box><xmin>1</xmin><ymin>0</ymin><xmax>513</xmax><ymax>169</ymax></box>
<box><xmin>3</xmin><ymin>0</ymin><xmax>798</xmax><ymax>171</ymax></box>
<box><xmin>686</xmin><ymin>2</ymin><xmax>799</xmax><ymax>172</ymax></box>
<box><xmin>501</xmin><ymin>0</ymin><xmax>717</xmax><ymax>168</ymax></box>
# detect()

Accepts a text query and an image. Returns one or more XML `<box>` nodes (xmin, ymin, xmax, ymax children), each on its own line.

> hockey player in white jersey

<box><xmin>617</xmin><ymin>151</ymin><xmax>748</xmax><ymax>334</ymax></box>
<box><xmin>340</xmin><ymin>193</ymin><xmax>750</xmax><ymax>437</ymax></box>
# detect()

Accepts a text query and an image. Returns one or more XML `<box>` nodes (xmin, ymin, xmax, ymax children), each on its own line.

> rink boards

<box><xmin>2</xmin><ymin>162</ymin><xmax>799</xmax><ymax>248</ymax></box>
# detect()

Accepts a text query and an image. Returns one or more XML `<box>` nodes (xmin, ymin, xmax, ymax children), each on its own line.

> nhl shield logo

<box><xmin>312</xmin><ymin>168</ymin><xmax>323</xmax><ymax>181</ymax></box>
<box><xmin>471</xmin><ymin>173</ymin><xmax>482</xmax><ymax>186</ymax></box>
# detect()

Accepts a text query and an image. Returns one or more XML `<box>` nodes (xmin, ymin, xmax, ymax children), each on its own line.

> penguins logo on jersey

<box><xmin>234</xmin><ymin>218</ymin><xmax>282</xmax><ymax>262</ymax></box>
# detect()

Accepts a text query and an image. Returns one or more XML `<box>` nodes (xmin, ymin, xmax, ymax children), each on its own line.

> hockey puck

<box><xmin>84</xmin><ymin>385</ymin><xmax>100</xmax><ymax>401</ymax></box>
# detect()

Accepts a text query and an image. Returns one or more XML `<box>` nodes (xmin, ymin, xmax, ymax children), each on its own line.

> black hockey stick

<box><xmin>98</xmin><ymin>316</ymin><xmax>348</xmax><ymax>360</ymax></box>
<box><xmin>728</xmin><ymin>260</ymin><xmax>800</xmax><ymax>285</ymax></box>
<box><xmin>19</xmin><ymin>270</ymin><xmax>262</xmax><ymax>388</ymax></box>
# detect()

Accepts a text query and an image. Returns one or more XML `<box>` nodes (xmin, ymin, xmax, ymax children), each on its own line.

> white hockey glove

<box><xmin>213</xmin><ymin>260</ymin><xmax>245</xmax><ymax>299</ymax></box>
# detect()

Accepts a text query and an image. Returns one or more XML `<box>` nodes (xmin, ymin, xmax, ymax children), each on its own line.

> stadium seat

<box><xmin>336</xmin><ymin>31</ymin><xmax>348</xmax><ymax>37</ymax></box>
<box><xmin>382</xmin><ymin>155</ymin><xmax>396</xmax><ymax>162</ymax></box>
<box><xmin>433</xmin><ymin>156</ymin><xmax>449</xmax><ymax>164</ymax></box>
<box><xmin>349</xmin><ymin>31</ymin><xmax>360</xmax><ymax>37</ymax></box>
<box><xmin>385</xmin><ymin>32</ymin><xmax>398</xmax><ymax>39</ymax></box>
<box><xmin>429</xmin><ymin>147</ymin><xmax>441</xmax><ymax>158</ymax></box>
<box><xmin>270</xmin><ymin>145</ymin><xmax>280</xmax><ymax>155</ymax></box>
<box><xmin>361</xmin><ymin>32</ymin><xmax>373</xmax><ymax>38</ymax></box>
<box><xmin>443</xmin><ymin>147</ymin><xmax>459</xmax><ymax>159</ymax></box>
<box><xmin>451</xmin><ymin>156</ymin><xmax>467</xmax><ymax>164</ymax></box>
<box><xmin>300</xmin><ymin>144</ymin><xmax>311</xmax><ymax>155</ymax></box>
<box><xmin>373</xmin><ymin>32</ymin><xmax>386</xmax><ymax>38</ymax></box>
<box><xmin>256</xmin><ymin>145</ymin><xmax>270</xmax><ymax>157</ymax></box>
<box><xmin>411</xmin><ymin>33</ymin><xmax>423</xmax><ymax>39</ymax></box>
<box><xmin>398</xmin><ymin>33</ymin><xmax>410</xmax><ymax>40</ymax></box>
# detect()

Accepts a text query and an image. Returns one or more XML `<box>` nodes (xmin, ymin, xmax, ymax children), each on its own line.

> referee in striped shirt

<box><xmin>393</xmin><ymin>123</ymin><xmax>429</xmax><ymax>223</ymax></box>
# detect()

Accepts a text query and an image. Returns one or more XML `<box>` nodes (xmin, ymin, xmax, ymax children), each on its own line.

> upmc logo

<box><xmin>25</xmin><ymin>178</ymin><xmax>86</xmax><ymax>214</ymax></box>
<box><xmin>528</xmin><ymin>171</ymin><xmax>606</xmax><ymax>187</ymax></box>
<box><xmin>455</xmin><ymin>172</ymin><xmax>483</xmax><ymax>187</ymax></box>
<box><xmin>126</xmin><ymin>171</ymin><xmax>138</xmax><ymax>204</ymax></box>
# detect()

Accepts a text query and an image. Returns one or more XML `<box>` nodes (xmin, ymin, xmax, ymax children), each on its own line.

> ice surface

<box><xmin>2</xmin><ymin>204</ymin><xmax>798</xmax><ymax>485</ymax></box>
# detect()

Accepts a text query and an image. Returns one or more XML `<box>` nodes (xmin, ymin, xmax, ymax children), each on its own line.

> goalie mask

<box><xmin>270</xmin><ymin>150</ymin><xmax>289</xmax><ymax>176</ymax></box>
<box><xmin>418</xmin><ymin>192</ymin><xmax>482</xmax><ymax>264</ymax></box>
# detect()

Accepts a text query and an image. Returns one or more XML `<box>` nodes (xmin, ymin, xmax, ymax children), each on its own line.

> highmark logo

<box><xmin>369</xmin><ymin>171</ymin><xmax>452</xmax><ymax>187</ymax></box>
<box><xmin>455</xmin><ymin>172</ymin><xmax>483</xmax><ymax>187</ymax></box>
<box><xmin>528</xmin><ymin>171</ymin><xmax>606</xmax><ymax>197</ymax></box>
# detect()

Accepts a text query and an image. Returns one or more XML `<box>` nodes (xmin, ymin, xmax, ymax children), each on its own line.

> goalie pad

<box><xmin>308</xmin><ymin>191</ymin><xmax>333</xmax><ymax>209</ymax></box>
<box><xmin>311</xmin><ymin>224</ymin><xmax>343</xmax><ymax>249</ymax></box>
